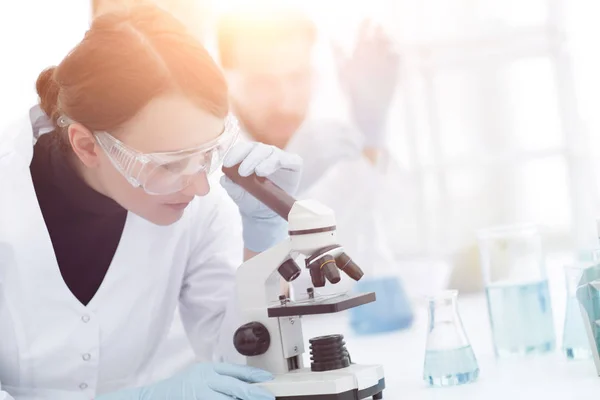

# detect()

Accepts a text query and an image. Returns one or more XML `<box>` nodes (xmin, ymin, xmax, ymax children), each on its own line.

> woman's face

<box><xmin>69</xmin><ymin>94</ymin><xmax>225</xmax><ymax>225</ymax></box>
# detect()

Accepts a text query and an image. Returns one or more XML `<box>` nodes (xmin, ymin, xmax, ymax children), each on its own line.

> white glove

<box><xmin>96</xmin><ymin>362</ymin><xmax>274</xmax><ymax>400</ymax></box>
<box><xmin>220</xmin><ymin>142</ymin><xmax>303</xmax><ymax>252</ymax></box>
<box><xmin>334</xmin><ymin>20</ymin><xmax>400</xmax><ymax>148</ymax></box>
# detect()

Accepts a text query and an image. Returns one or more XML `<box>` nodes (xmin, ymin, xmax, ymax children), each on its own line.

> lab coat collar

<box><xmin>31</xmin><ymin>134</ymin><xmax>126</xmax><ymax>216</ymax></box>
<box><xmin>4</xmin><ymin>105</ymin><xmax>125</xmax><ymax>216</ymax></box>
<box><xmin>30</xmin><ymin>105</ymin><xmax>54</xmax><ymax>138</ymax></box>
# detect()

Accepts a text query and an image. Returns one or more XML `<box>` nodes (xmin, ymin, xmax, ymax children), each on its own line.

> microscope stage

<box><xmin>267</xmin><ymin>292</ymin><xmax>376</xmax><ymax>318</ymax></box>
<box><xmin>257</xmin><ymin>364</ymin><xmax>385</xmax><ymax>400</ymax></box>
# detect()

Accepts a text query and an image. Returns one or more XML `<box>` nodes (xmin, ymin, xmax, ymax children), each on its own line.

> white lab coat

<box><xmin>0</xmin><ymin>111</ymin><xmax>244</xmax><ymax>399</ymax></box>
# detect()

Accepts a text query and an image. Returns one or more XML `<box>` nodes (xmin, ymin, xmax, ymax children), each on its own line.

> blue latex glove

<box><xmin>96</xmin><ymin>363</ymin><xmax>274</xmax><ymax>400</ymax></box>
<box><xmin>220</xmin><ymin>142</ymin><xmax>303</xmax><ymax>253</ymax></box>
<box><xmin>334</xmin><ymin>20</ymin><xmax>400</xmax><ymax>148</ymax></box>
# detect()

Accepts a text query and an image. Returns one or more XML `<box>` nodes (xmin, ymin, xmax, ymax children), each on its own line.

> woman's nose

<box><xmin>181</xmin><ymin>173</ymin><xmax>210</xmax><ymax>197</ymax></box>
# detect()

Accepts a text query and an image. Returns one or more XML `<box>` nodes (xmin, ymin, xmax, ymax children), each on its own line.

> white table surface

<box><xmin>301</xmin><ymin>292</ymin><xmax>599</xmax><ymax>400</ymax></box>
<box><xmin>154</xmin><ymin>252</ymin><xmax>600</xmax><ymax>399</ymax></box>
<box><xmin>300</xmin><ymin>249</ymin><xmax>600</xmax><ymax>400</ymax></box>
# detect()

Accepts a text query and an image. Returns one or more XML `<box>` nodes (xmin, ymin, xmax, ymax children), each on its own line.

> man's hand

<box><xmin>334</xmin><ymin>20</ymin><xmax>400</xmax><ymax>150</ymax></box>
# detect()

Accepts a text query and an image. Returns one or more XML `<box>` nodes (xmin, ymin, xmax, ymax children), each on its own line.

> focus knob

<box><xmin>233</xmin><ymin>322</ymin><xmax>271</xmax><ymax>356</ymax></box>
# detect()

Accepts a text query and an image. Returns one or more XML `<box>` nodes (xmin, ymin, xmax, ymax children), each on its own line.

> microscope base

<box><xmin>258</xmin><ymin>364</ymin><xmax>385</xmax><ymax>400</ymax></box>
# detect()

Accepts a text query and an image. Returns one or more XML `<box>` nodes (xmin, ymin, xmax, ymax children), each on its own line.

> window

<box><xmin>303</xmin><ymin>0</ymin><xmax>588</xmax><ymax>256</ymax></box>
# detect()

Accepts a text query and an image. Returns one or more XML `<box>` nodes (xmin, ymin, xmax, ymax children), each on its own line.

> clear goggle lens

<box><xmin>94</xmin><ymin>115</ymin><xmax>239</xmax><ymax>195</ymax></box>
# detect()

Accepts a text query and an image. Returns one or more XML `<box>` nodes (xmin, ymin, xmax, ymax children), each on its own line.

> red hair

<box><xmin>36</xmin><ymin>3</ymin><xmax>228</xmax><ymax>147</ymax></box>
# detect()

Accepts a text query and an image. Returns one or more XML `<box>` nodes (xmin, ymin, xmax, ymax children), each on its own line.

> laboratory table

<box><xmin>301</xmin><ymin>291</ymin><xmax>600</xmax><ymax>400</ymax></box>
<box><xmin>153</xmin><ymin>253</ymin><xmax>600</xmax><ymax>399</ymax></box>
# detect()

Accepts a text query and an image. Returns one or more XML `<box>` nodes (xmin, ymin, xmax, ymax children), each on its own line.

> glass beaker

<box><xmin>477</xmin><ymin>224</ymin><xmax>555</xmax><ymax>357</ymax></box>
<box><xmin>576</xmin><ymin>262</ymin><xmax>600</xmax><ymax>374</ymax></box>
<box><xmin>423</xmin><ymin>290</ymin><xmax>479</xmax><ymax>387</ymax></box>
<box><xmin>350</xmin><ymin>275</ymin><xmax>413</xmax><ymax>334</ymax></box>
<box><xmin>562</xmin><ymin>264</ymin><xmax>593</xmax><ymax>359</ymax></box>
<box><xmin>347</xmin><ymin>206</ymin><xmax>414</xmax><ymax>335</ymax></box>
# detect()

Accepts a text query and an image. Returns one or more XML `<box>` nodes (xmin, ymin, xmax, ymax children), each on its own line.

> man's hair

<box><xmin>216</xmin><ymin>3</ymin><xmax>317</xmax><ymax>69</ymax></box>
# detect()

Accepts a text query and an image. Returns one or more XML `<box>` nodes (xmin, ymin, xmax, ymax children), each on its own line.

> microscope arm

<box><xmin>236</xmin><ymin>238</ymin><xmax>293</xmax><ymax>311</ymax></box>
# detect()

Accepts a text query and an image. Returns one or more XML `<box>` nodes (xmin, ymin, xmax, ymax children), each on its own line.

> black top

<box><xmin>30</xmin><ymin>134</ymin><xmax>127</xmax><ymax>306</ymax></box>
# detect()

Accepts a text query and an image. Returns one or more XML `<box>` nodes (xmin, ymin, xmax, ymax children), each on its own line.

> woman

<box><xmin>0</xmin><ymin>4</ymin><xmax>301</xmax><ymax>400</ymax></box>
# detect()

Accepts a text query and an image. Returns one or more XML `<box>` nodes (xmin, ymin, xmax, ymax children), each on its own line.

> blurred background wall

<box><xmin>3</xmin><ymin>0</ymin><xmax>600</xmax><ymax>270</ymax></box>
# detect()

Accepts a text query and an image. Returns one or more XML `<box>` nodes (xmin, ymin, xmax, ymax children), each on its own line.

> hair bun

<box><xmin>36</xmin><ymin>67</ymin><xmax>60</xmax><ymax>121</ymax></box>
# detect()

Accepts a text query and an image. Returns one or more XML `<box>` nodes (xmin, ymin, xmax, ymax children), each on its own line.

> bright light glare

<box><xmin>209</xmin><ymin>0</ymin><xmax>387</xmax><ymax>42</ymax></box>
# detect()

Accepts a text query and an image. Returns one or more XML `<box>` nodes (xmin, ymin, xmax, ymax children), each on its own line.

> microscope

<box><xmin>223</xmin><ymin>166</ymin><xmax>385</xmax><ymax>400</ymax></box>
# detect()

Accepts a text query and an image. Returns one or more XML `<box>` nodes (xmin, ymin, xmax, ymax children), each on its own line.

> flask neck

<box><xmin>425</xmin><ymin>290</ymin><xmax>471</xmax><ymax>351</ymax></box>
<box><xmin>428</xmin><ymin>296</ymin><xmax>459</xmax><ymax>326</ymax></box>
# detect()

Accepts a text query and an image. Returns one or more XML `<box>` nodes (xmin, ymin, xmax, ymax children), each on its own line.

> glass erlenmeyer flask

<box><xmin>423</xmin><ymin>290</ymin><xmax>479</xmax><ymax>387</ymax></box>
<box><xmin>348</xmin><ymin>204</ymin><xmax>413</xmax><ymax>335</ymax></box>
<box><xmin>562</xmin><ymin>264</ymin><xmax>593</xmax><ymax>359</ymax></box>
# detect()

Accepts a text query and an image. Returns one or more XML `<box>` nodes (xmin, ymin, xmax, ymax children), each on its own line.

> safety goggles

<box><xmin>58</xmin><ymin>114</ymin><xmax>240</xmax><ymax>195</ymax></box>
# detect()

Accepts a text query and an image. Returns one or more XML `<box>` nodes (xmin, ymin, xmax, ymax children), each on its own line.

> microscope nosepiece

<box><xmin>320</xmin><ymin>254</ymin><xmax>341</xmax><ymax>284</ymax></box>
<box><xmin>335</xmin><ymin>253</ymin><xmax>364</xmax><ymax>281</ymax></box>
<box><xmin>278</xmin><ymin>258</ymin><xmax>301</xmax><ymax>282</ymax></box>
<box><xmin>309</xmin><ymin>263</ymin><xmax>326</xmax><ymax>287</ymax></box>
<box><xmin>307</xmin><ymin>254</ymin><xmax>341</xmax><ymax>286</ymax></box>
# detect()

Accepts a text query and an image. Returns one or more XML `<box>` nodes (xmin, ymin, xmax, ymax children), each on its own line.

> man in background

<box><xmin>216</xmin><ymin>4</ymin><xmax>399</xmax><ymax>193</ymax></box>
<box><xmin>215</xmin><ymin>3</ymin><xmax>421</xmax><ymax>275</ymax></box>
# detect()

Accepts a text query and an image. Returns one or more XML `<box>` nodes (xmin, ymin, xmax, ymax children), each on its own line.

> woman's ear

<box><xmin>68</xmin><ymin>124</ymin><xmax>102</xmax><ymax>168</ymax></box>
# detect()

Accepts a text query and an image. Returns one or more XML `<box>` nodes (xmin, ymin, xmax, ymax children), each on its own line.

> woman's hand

<box><xmin>96</xmin><ymin>363</ymin><xmax>275</xmax><ymax>400</ymax></box>
<box><xmin>220</xmin><ymin>142</ymin><xmax>303</xmax><ymax>253</ymax></box>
